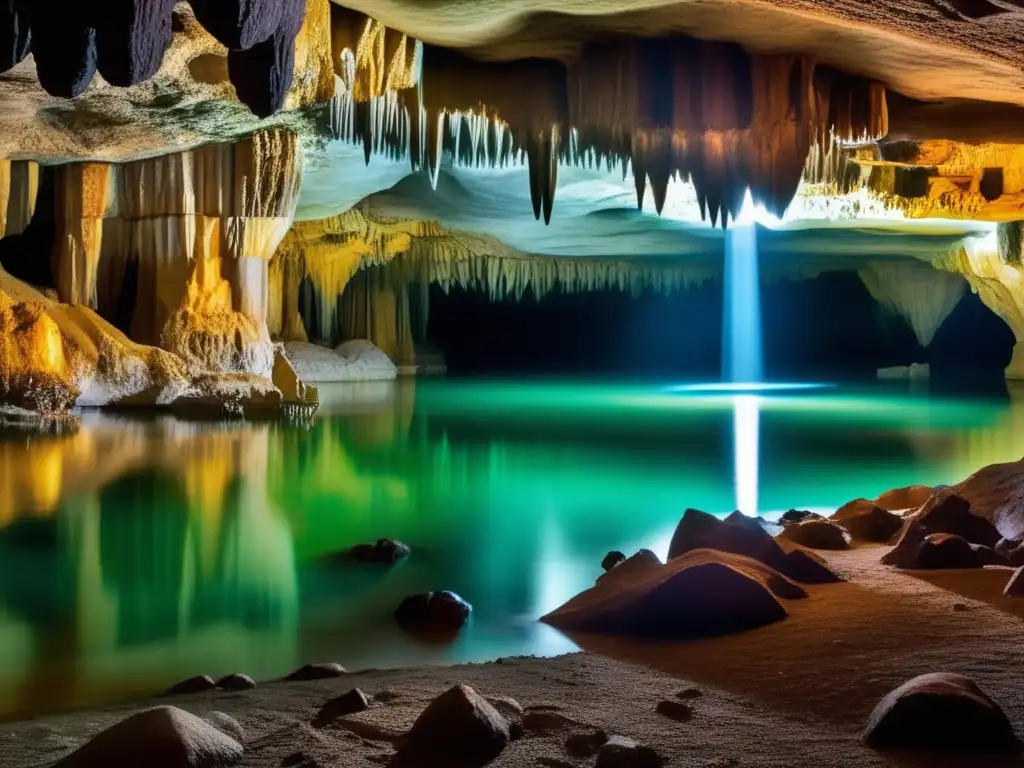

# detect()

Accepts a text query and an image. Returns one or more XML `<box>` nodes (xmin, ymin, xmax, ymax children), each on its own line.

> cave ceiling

<box><xmin>0</xmin><ymin>0</ymin><xmax>1022</xmax><ymax>274</ymax></box>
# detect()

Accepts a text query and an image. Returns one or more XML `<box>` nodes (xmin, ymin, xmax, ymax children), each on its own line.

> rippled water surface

<box><xmin>0</xmin><ymin>377</ymin><xmax>1020</xmax><ymax>718</ymax></box>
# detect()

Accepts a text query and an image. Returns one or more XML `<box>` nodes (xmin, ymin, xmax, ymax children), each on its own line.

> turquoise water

<box><xmin>0</xmin><ymin>377</ymin><xmax>1020</xmax><ymax>718</ymax></box>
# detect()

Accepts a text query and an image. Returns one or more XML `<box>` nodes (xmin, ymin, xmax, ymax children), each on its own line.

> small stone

<box><xmin>565</xmin><ymin>729</ymin><xmax>608</xmax><ymax>757</ymax></box>
<box><xmin>51</xmin><ymin>706</ymin><xmax>243</xmax><ymax>768</ymax></box>
<box><xmin>164</xmin><ymin>675</ymin><xmax>217</xmax><ymax>695</ymax></box>
<box><xmin>595</xmin><ymin>735</ymin><xmax>664</xmax><ymax>768</ymax></box>
<box><xmin>953</xmin><ymin>602</ymin><xmax>969</xmax><ymax>612</ymax></box>
<box><xmin>314</xmin><ymin>689</ymin><xmax>370</xmax><ymax>727</ymax></box>
<box><xmin>676</xmin><ymin>688</ymin><xmax>702</xmax><ymax>700</ymax></box>
<box><xmin>205</xmin><ymin>711</ymin><xmax>245</xmax><ymax>743</ymax></box>
<box><xmin>217</xmin><ymin>673</ymin><xmax>257</xmax><ymax>691</ymax></box>
<box><xmin>398</xmin><ymin>684</ymin><xmax>510</xmax><ymax>766</ymax></box>
<box><xmin>395</xmin><ymin>591</ymin><xmax>472</xmax><ymax>637</ymax></box>
<box><xmin>486</xmin><ymin>696</ymin><xmax>524</xmax><ymax>738</ymax></box>
<box><xmin>656</xmin><ymin>700</ymin><xmax>693</xmax><ymax>722</ymax></box>
<box><xmin>374</xmin><ymin>690</ymin><xmax>401</xmax><ymax>702</ymax></box>
<box><xmin>351</xmin><ymin>538</ymin><xmax>411</xmax><ymax>563</ymax></box>
<box><xmin>284</xmin><ymin>663</ymin><xmax>347</xmax><ymax>681</ymax></box>
<box><xmin>601</xmin><ymin>551</ymin><xmax>626</xmax><ymax>571</ymax></box>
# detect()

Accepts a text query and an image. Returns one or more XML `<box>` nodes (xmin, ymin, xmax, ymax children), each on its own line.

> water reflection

<box><xmin>0</xmin><ymin>379</ymin><xmax>1021</xmax><ymax>717</ymax></box>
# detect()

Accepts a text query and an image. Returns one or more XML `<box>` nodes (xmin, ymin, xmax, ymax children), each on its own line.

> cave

<box><xmin>3</xmin><ymin>2</ymin><xmax>1024</xmax><ymax>765</ymax></box>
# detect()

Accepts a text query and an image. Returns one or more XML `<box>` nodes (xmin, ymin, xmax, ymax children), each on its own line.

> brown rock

<box><xmin>52</xmin><ymin>706</ymin><xmax>243</xmax><ymax>768</ymax></box>
<box><xmin>205</xmin><ymin>711</ymin><xmax>245</xmax><ymax>743</ymax></box>
<box><xmin>284</xmin><ymin>663</ymin><xmax>347</xmax><ymax>681</ymax></box>
<box><xmin>656</xmin><ymin>700</ymin><xmax>693</xmax><ymax>721</ymax></box>
<box><xmin>777</xmin><ymin>519</ymin><xmax>850</xmax><ymax>550</ymax></box>
<box><xmin>875</xmin><ymin>484</ymin><xmax>935</xmax><ymax>510</ymax></box>
<box><xmin>601</xmin><ymin>550</ymin><xmax>627</xmax><ymax>571</ymax></box>
<box><xmin>399</xmin><ymin>684</ymin><xmax>510</xmax><ymax>767</ymax></box>
<box><xmin>313</xmin><ymin>688</ymin><xmax>370</xmax><ymax>727</ymax></box>
<box><xmin>565</xmin><ymin>729</ymin><xmax>609</xmax><ymax>757</ymax></box>
<box><xmin>216</xmin><ymin>673</ymin><xmax>256</xmax><ymax>691</ymax></box>
<box><xmin>832</xmin><ymin>499</ymin><xmax>903</xmax><ymax>543</ymax></box>
<box><xmin>595</xmin><ymin>735</ymin><xmax>664</xmax><ymax>768</ymax></box>
<box><xmin>886</xmin><ymin>532</ymin><xmax>1005</xmax><ymax>570</ymax></box>
<box><xmin>864</xmin><ymin>672</ymin><xmax>1016</xmax><ymax>751</ymax></box>
<box><xmin>164</xmin><ymin>675</ymin><xmax>217</xmax><ymax>695</ymax></box>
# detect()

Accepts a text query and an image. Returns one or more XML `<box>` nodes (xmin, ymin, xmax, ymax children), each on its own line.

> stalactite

<box><xmin>0</xmin><ymin>0</ymin><xmax>30</xmax><ymax>74</ymax></box>
<box><xmin>30</xmin><ymin>6</ymin><xmax>98</xmax><ymax>98</ymax></box>
<box><xmin>96</xmin><ymin>0</ymin><xmax>176</xmax><ymax>86</ymax></box>
<box><xmin>188</xmin><ymin>0</ymin><xmax>283</xmax><ymax>50</ymax></box>
<box><xmin>858</xmin><ymin>261</ymin><xmax>966</xmax><ymax>347</ymax></box>
<box><xmin>999</xmin><ymin>222</ymin><xmax>1023</xmax><ymax>265</ymax></box>
<box><xmin>227</xmin><ymin>0</ymin><xmax>307</xmax><ymax>118</ymax></box>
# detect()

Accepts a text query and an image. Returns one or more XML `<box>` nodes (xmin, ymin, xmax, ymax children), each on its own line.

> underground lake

<box><xmin>1</xmin><ymin>377</ymin><xmax>1022</xmax><ymax>719</ymax></box>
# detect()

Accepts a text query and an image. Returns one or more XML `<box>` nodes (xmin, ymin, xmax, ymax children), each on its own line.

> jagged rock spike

<box><xmin>0</xmin><ymin>0</ymin><xmax>31</xmax><ymax>74</ymax></box>
<box><xmin>188</xmin><ymin>0</ymin><xmax>283</xmax><ymax>50</ymax></box>
<box><xmin>97</xmin><ymin>0</ymin><xmax>175</xmax><ymax>86</ymax></box>
<box><xmin>526</xmin><ymin>131</ymin><xmax>544</xmax><ymax>221</ymax></box>
<box><xmin>543</xmin><ymin>126</ymin><xmax>559</xmax><ymax>225</ymax></box>
<box><xmin>426</xmin><ymin>110</ymin><xmax>444</xmax><ymax>189</ymax></box>
<box><xmin>31</xmin><ymin>10</ymin><xmax>98</xmax><ymax>98</ymax></box>
<box><xmin>226</xmin><ymin>0</ymin><xmax>305</xmax><ymax>118</ymax></box>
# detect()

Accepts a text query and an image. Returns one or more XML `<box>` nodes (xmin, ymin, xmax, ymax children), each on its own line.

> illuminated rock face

<box><xmin>46</xmin><ymin>129</ymin><xmax>302</xmax><ymax>378</ymax></box>
<box><xmin>858</xmin><ymin>261</ymin><xmax>966</xmax><ymax>348</ymax></box>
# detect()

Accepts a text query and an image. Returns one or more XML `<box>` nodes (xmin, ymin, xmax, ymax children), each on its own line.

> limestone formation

<box><xmin>858</xmin><ymin>261</ymin><xmax>966</xmax><ymax>347</ymax></box>
<box><xmin>543</xmin><ymin>549</ymin><xmax>805</xmax><ymax>638</ymax></box>
<box><xmin>51</xmin><ymin>705</ymin><xmax>244</xmax><ymax>768</ymax></box>
<box><xmin>864</xmin><ymin>673</ymin><xmax>1016</xmax><ymax>751</ymax></box>
<box><xmin>282</xmin><ymin>340</ymin><xmax>397</xmax><ymax>382</ymax></box>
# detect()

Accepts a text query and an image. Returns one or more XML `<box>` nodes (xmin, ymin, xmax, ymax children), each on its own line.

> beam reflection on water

<box><xmin>733</xmin><ymin>395</ymin><xmax>760</xmax><ymax>516</ymax></box>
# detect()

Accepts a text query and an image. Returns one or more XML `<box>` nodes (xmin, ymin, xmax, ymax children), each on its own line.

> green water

<box><xmin>0</xmin><ymin>377</ymin><xmax>1020</xmax><ymax>718</ymax></box>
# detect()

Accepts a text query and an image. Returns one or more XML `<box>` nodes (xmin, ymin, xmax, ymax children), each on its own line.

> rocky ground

<box><xmin>3</xmin><ymin>542</ymin><xmax>1024</xmax><ymax>767</ymax></box>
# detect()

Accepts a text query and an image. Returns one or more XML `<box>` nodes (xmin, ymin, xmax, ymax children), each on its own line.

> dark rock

<box><xmin>217</xmin><ymin>673</ymin><xmax>256</xmax><ymax>691</ymax></box>
<box><xmin>831</xmin><ymin>499</ymin><xmax>903</xmax><ymax>543</ymax></box>
<box><xmin>0</xmin><ymin>0</ymin><xmax>31</xmax><ymax>74</ymax></box>
<box><xmin>284</xmin><ymin>663</ymin><xmax>347</xmax><ymax>681</ymax></box>
<box><xmin>565</xmin><ymin>729</ymin><xmax>609</xmax><ymax>758</ymax></box>
<box><xmin>205</xmin><ymin>711</ymin><xmax>245</xmax><ymax>743</ymax></box>
<box><xmin>313</xmin><ymin>688</ymin><xmax>369</xmax><ymax>727</ymax></box>
<box><xmin>656</xmin><ymin>700</ymin><xmax>693</xmax><ymax>722</ymax></box>
<box><xmin>164</xmin><ymin>674</ymin><xmax>217</xmax><ymax>695</ymax></box>
<box><xmin>375</xmin><ymin>690</ymin><xmax>401</xmax><ymax>702</ymax></box>
<box><xmin>875</xmin><ymin>484</ymin><xmax>935</xmax><ymax>511</ymax></box>
<box><xmin>780</xmin><ymin>509</ymin><xmax>824</xmax><ymax>525</ymax></box>
<box><xmin>96</xmin><ymin>0</ymin><xmax>175</xmax><ymax>87</ymax></box>
<box><xmin>52</xmin><ymin>705</ymin><xmax>243</xmax><ymax>768</ymax></box>
<box><xmin>485</xmin><ymin>696</ymin><xmax>524</xmax><ymax>739</ymax></box>
<box><xmin>602</xmin><ymin>550</ymin><xmax>627</xmax><ymax>571</ymax></box>
<box><xmin>543</xmin><ymin>549</ymin><xmax>799</xmax><ymax>639</ymax></box>
<box><xmin>886</xmin><ymin>532</ymin><xmax>1005</xmax><ymax>570</ymax></box>
<box><xmin>996</xmin><ymin>537</ymin><xmax>1024</xmax><ymax>565</ymax></box>
<box><xmin>30</xmin><ymin>9</ymin><xmax>98</xmax><ymax>98</ymax></box>
<box><xmin>667</xmin><ymin>508</ymin><xmax>842</xmax><ymax>583</ymax></box>
<box><xmin>398</xmin><ymin>684</ymin><xmax>510</xmax><ymax>767</ymax></box>
<box><xmin>953</xmin><ymin>602</ymin><xmax>969</xmax><ymax>611</ymax></box>
<box><xmin>886</xmin><ymin>532</ymin><xmax>1004</xmax><ymax>570</ymax></box>
<box><xmin>777</xmin><ymin>519</ymin><xmax>850</xmax><ymax>550</ymax></box>
<box><xmin>595</xmin><ymin>735</ymin><xmax>664</xmax><ymax>768</ymax></box>
<box><xmin>227</xmin><ymin>0</ymin><xmax>305</xmax><ymax>117</ymax></box>
<box><xmin>189</xmin><ymin>0</ymin><xmax>283</xmax><ymax>50</ymax></box>
<box><xmin>883</xmin><ymin>492</ymin><xmax>1001</xmax><ymax>568</ymax></box>
<box><xmin>395</xmin><ymin>591</ymin><xmax>472</xmax><ymax>640</ymax></box>
<box><xmin>522</xmin><ymin>711</ymin><xmax>580</xmax><ymax>735</ymax></box>
<box><xmin>1004</xmin><ymin>566</ymin><xmax>1024</xmax><ymax>597</ymax></box>
<box><xmin>351</xmin><ymin>538</ymin><xmax>410</xmax><ymax>564</ymax></box>
<box><xmin>677</xmin><ymin>688</ymin><xmax>702</xmax><ymax>699</ymax></box>
<box><xmin>864</xmin><ymin>672</ymin><xmax>1016</xmax><ymax>751</ymax></box>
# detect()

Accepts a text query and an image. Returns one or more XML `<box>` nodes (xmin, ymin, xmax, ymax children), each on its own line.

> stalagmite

<box><xmin>96</xmin><ymin>0</ymin><xmax>176</xmax><ymax>86</ymax></box>
<box><xmin>858</xmin><ymin>261</ymin><xmax>967</xmax><ymax>347</ymax></box>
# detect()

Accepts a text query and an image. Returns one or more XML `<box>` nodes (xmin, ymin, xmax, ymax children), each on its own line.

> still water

<box><xmin>0</xmin><ymin>377</ymin><xmax>1021</xmax><ymax>718</ymax></box>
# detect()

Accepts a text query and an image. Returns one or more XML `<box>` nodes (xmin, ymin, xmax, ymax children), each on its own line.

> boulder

<box><xmin>780</xmin><ymin>509</ymin><xmax>825</xmax><ymax>525</ymax></box>
<box><xmin>164</xmin><ymin>675</ymin><xmax>217</xmax><ymax>695</ymax></box>
<box><xmin>284</xmin><ymin>663</ymin><xmax>347</xmax><ymax>682</ymax></box>
<box><xmin>350</xmin><ymin>538</ymin><xmax>410</xmax><ymax>564</ymax></box>
<box><xmin>52</xmin><ymin>706</ymin><xmax>243</xmax><ymax>768</ymax></box>
<box><xmin>1004</xmin><ymin>566</ymin><xmax>1024</xmax><ymax>597</ymax></box>
<box><xmin>882</xmin><ymin>491</ymin><xmax>1003</xmax><ymax>566</ymax></box>
<box><xmin>313</xmin><ymin>688</ymin><xmax>370</xmax><ymax>727</ymax></box>
<box><xmin>595</xmin><ymin>735</ymin><xmax>664</xmax><ymax>768</ymax></box>
<box><xmin>398</xmin><ymin>684</ymin><xmax>510</xmax><ymax>767</ymax></box>
<box><xmin>485</xmin><ymin>696</ymin><xmax>524</xmax><ymax>739</ymax></box>
<box><xmin>216</xmin><ymin>674</ymin><xmax>256</xmax><ymax>691</ymax></box>
<box><xmin>543</xmin><ymin>549</ymin><xmax>804</xmax><ymax>639</ymax></box>
<box><xmin>832</xmin><ymin>500</ymin><xmax>903</xmax><ymax>543</ymax></box>
<box><xmin>875</xmin><ymin>484</ymin><xmax>935</xmax><ymax>511</ymax></box>
<box><xmin>951</xmin><ymin>457</ymin><xmax>1024</xmax><ymax>541</ymax></box>
<box><xmin>885</xmin><ymin>533</ymin><xmax>1005</xmax><ymax>570</ymax></box>
<box><xmin>668</xmin><ymin>508</ymin><xmax>841</xmax><ymax>583</ymax></box>
<box><xmin>777</xmin><ymin>519</ymin><xmax>850</xmax><ymax>550</ymax></box>
<box><xmin>205</xmin><ymin>712</ymin><xmax>245</xmax><ymax>744</ymax></box>
<box><xmin>395</xmin><ymin>591</ymin><xmax>472</xmax><ymax>639</ymax></box>
<box><xmin>864</xmin><ymin>673</ymin><xmax>1016</xmax><ymax>751</ymax></box>
<box><xmin>601</xmin><ymin>550</ymin><xmax>627</xmax><ymax>571</ymax></box>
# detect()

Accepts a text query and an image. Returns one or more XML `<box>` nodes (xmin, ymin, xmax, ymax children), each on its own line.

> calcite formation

<box><xmin>858</xmin><ymin>261</ymin><xmax>966</xmax><ymax>348</ymax></box>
